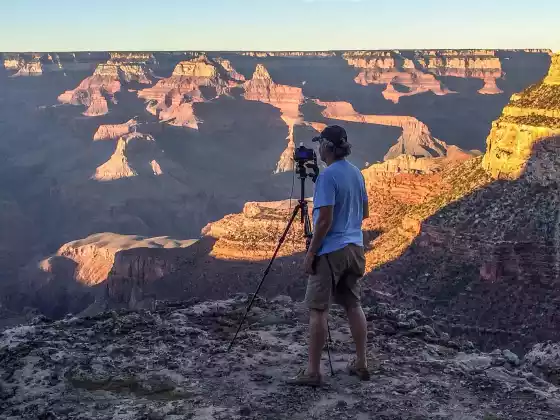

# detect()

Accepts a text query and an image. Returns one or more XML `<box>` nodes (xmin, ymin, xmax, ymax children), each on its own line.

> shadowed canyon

<box><xmin>1</xmin><ymin>49</ymin><xmax>560</xmax><ymax>419</ymax></box>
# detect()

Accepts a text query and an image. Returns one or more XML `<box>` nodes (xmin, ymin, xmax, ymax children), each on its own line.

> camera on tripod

<box><xmin>294</xmin><ymin>144</ymin><xmax>316</xmax><ymax>163</ymax></box>
<box><xmin>293</xmin><ymin>143</ymin><xmax>319</xmax><ymax>182</ymax></box>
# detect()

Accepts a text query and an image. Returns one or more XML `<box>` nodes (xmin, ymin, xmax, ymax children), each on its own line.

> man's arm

<box><xmin>361</xmin><ymin>174</ymin><xmax>369</xmax><ymax>220</ymax></box>
<box><xmin>308</xmin><ymin>206</ymin><xmax>333</xmax><ymax>255</ymax></box>
<box><xmin>363</xmin><ymin>199</ymin><xmax>369</xmax><ymax>220</ymax></box>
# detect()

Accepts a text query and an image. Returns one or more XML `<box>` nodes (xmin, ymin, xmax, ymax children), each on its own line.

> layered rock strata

<box><xmin>137</xmin><ymin>55</ymin><xmax>233</xmax><ymax>129</ymax></box>
<box><xmin>416</xmin><ymin>50</ymin><xmax>503</xmax><ymax>94</ymax></box>
<box><xmin>58</xmin><ymin>57</ymin><xmax>152</xmax><ymax>116</ymax></box>
<box><xmin>483</xmin><ymin>53</ymin><xmax>560</xmax><ymax>179</ymax></box>
<box><xmin>344</xmin><ymin>50</ymin><xmax>504</xmax><ymax>102</ymax></box>
<box><xmin>344</xmin><ymin>51</ymin><xmax>449</xmax><ymax>103</ymax></box>
<box><xmin>92</xmin><ymin>133</ymin><xmax>165</xmax><ymax>181</ymax></box>
<box><xmin>202</xmin><ymin>200</ymin><xmax>308</xmax><ymax>260</ymax></box>
<box><xmin>93</xmin><ymin>119</ymin><xmax>138</xmax><ymax>141</ymax></box>
<box><xmin>37</xmin><ymin>233</ymin><xmax>198</xmax><ymax>310</ymax></box>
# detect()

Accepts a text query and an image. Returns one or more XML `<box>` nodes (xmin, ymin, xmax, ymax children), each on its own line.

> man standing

<box><xmin>288</xmin><ymin>125</ymin><xmax>370</xmax><ymax>386</ymax></box>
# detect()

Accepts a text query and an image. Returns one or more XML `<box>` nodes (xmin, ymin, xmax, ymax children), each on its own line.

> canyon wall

<box><xmin>483</xmin><ymin>53</ymin><xmax>560</xmax><ymax>179</ymax></box>
<box><xmin>37</xmin><ymin>233</ymin><xmax>198</xmax><ymax>311</ymax></box>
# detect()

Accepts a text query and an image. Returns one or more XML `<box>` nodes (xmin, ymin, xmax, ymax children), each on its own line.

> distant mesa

<box><xmin>3</xmin><ymin>53</ymin><xmax>65</xmax><ymax>76</ymax></box>
<box><xmin>415</xmin><ymin>50</ymin><xmax>503</xmax><ymax>95</ymax></box>
<box><xmin>483</xmin><ymin>53</ymin><xmax>560</xmax><ymax>180</ymax></box>
<box><xmin>344</xmin><ymin>50</ymin><xmax>504</xmax><ymax>102</ymax></box>
<box><xmin>240</xmin><ymin>51</ymin><xmax>336</xmax><ymax>58</ymax></box>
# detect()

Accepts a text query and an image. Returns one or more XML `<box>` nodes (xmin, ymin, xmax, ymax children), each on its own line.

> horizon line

<box><xmin>1</xmin><ymin>48</ymin><xmax>555</xmax><ymax>54</ymax></box>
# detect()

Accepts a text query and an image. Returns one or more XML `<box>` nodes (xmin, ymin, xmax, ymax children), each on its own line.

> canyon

<box><xmin>0</xmin><ymin>47</ymin><xmax>559</xmax><ymax>419</ymax></box>
<box><xmin>0</xmin><ymin>49</ymin><xmax>555</xmax><ymax>332</ymax></box>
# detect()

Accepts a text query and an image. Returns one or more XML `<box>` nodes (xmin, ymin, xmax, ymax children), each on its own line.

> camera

<box><xmin>294</xmin><ymin>144</ymin><xmax>316</xmax><ymax>163</ymax></box>
<box><xmin>293</xmin><ymin>143</ymin><xmax>319</xmax><ymax>182</ymax></box>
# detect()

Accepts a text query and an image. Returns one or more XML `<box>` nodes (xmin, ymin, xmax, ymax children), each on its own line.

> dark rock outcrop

<box><xmin>1</xmin><ymin>297</ymin><xmax>558</xmax><ymax>419</ymax></box>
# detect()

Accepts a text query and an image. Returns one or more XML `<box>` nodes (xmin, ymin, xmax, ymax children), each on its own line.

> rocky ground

<box><xmin>1</xmin><ymin>296</ymin><xmax>560</xmax><ymax>420</ymax></box>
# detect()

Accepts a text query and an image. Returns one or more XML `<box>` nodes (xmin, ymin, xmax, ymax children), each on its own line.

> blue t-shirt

<box><xmin>312</xmin><ymin>160</ymin><xmax>368</xmax><ymax>256</ymax></box>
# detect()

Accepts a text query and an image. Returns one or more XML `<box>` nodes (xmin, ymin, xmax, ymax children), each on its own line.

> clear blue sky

<box><xmin>2</xmin><ymin>0</ymin><xmax>558</xmax><ymax>52</ymax></box>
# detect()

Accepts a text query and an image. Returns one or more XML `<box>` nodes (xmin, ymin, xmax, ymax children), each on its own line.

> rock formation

<box><xmin>483</xmin><ymin>53</ymin><xmax>560</xmax><ymax>179</ymax></box>
<box><xmin>36</xmin><ymin>233</ymin><xmax>198</xmax><ymax>311</ymax></box>
<box><xmin>344</xmin><ymin>51</ymin><xmax>450</xmax><ymax>103</ymax></box>
<box><xmin>243</xmin><ymin>64</ymin><xmax>304</xmax><ymax>172</ymax></box>
<box><xmin>12</xmin><ymin>59</ymin><xmax>43</xmax><ymax>77</ymax></box>
<box><xmin>314</xmin><ymin>100</ymin><xmax>459</xmax><ymax>159</ymax></box>
<box><xmin>137</xmin><ymin>55</ymin><xmax>232</xmax><ymax>128</ymax></box>
<box><xmin>416</xmin><ymin>50</ymin><xmax>503</xmax><ymax>94</ymax></box>
<box><xmin>544</xmin><ymin>54</ymin><xmax>560</xmax><ymax>85</ymax></box>
<box><xmin>3</xmin><ymin>54</ymin><xmax>45</xmax><ymax>76</ymax></box>
<box><xmin>1</xmin><ymin>296</ymin><xmax>559</xmax><ymax>419</ymax></box>
<box><xmin>215</xmin><ymin>57</ymin><xmax>246</xmax><ymax>81</ymax></box>
<box><xmin>58</xmin><ymin>57</ymin><xmax>152</xmax><ymax>116</ymax></box>
<box><xmin>203</xmin><ymin>200</ymin><xmax>308</xmax><ymax>260</ymax></box>
<box><xmin>241</xmin><ymin>51</ymin><xmax>336</xmax><ymax>57</ymax></box>
<box><xmin>344</xmin><ymin>50</ymin><xmax>504</xmax><ymax>102</ymax></box>
<box><xmin>243</xmin><ymin>64</ymin><xmax>303</xmax><ymax>125</ymax></box>
<box><xmin>69</xmin><ymin>234</ymin><xmax>196</xmax><ymax>281</ymax></box>
<box><xmin>363</xmin><ymin>146</ymin><xmax>476</xmax><ymax>177</ymax></box>
<box><xmin>93</xmin><ymin>119</ymin><xmax>138</xmax><ymax>141</ymax></box>
<box><xmin>274</xmin><ymin>127</ymin><xmax>296</xmax><ymax>173</ymax></box>
<box><xmin>93</xmin><ymin>132</ymin><xmax>165</xmax><ymax>181</ymax></box>
<box><xmin>3</xmin><ymin>55</ymin><xmax>22</xmax><ymax>71</ymax></box>
<box><xmin>2</xmin><ymin>52</ymin><xmax>98</xmax><ymax>75</ymax></box>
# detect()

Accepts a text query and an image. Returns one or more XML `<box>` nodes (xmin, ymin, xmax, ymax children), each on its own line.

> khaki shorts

<box><xmin>305</xmin><ymin>244</ymin><xmax>366</xmax><ymax>311</ymax></box>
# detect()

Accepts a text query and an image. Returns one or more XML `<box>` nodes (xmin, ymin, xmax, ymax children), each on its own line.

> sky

<box><xmin>1</xmin><ymin>0</ymin><xmax>558</xmax><ymax>52</ymax></box>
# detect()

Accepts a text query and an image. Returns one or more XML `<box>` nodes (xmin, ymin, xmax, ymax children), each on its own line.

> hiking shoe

<box><xmin>286</xmin><ymin>369</ymin><xmax>323</xmax><ymax>387</ymax></box>
<box><xmin>347</xmin><ymin>360</ymin><xmax>371</xmax><ymax>381</ymax></box>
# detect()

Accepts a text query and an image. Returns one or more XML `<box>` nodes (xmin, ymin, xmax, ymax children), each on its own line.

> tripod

<box><xmin>228</xmin><ymin>159</ymin><xmax>335</xmax><ymax>376</ymax></box>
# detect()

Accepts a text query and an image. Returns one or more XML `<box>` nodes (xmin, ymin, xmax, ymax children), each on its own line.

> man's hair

<box><xmin>316</xmin><ymin>125</ymin><xmax>352</xmax><ymax>159</ymax></box>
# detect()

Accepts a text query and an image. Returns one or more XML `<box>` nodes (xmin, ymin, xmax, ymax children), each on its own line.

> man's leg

<box><xmin>307</xmin><ymin>308</ymin><xmax>328</xmax><ymax>375</ymax></box>
<box><xmin>346</xmin><ymin>304</ymin><xmax>368</xmax><ymax>369</ymax></box>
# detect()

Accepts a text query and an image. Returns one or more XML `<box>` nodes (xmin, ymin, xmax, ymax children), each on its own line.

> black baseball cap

<box><xmin>312</xmin><ymin>125</ymin><xmax>348</xmax><ymax>146</ymax></box>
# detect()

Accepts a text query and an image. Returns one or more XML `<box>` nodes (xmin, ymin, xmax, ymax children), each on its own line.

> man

<box><xmin>288</xmin><ymin>125</ymin><xmax>370</xmax><ymax>387</ymax></box>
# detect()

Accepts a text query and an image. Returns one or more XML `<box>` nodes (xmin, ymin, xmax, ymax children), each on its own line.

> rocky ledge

<box><xmin>1</xmin><ymin>296</ymin><xmax>559</xmax><ymax>419</ymax></box>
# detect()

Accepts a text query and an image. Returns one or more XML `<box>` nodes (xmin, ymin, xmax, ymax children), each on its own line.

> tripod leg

<box><xmin>228</xmin><ymin>204</ymin><xmax>302</xmax><ymax>352</ymax></box>
<box><xmin>327</xmin><ymin>320</ymin><xmax>335</xmax><ymax>376</ymax></box>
